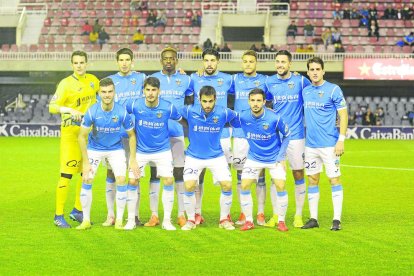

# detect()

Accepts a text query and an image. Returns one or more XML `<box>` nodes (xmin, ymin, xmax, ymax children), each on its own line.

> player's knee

<box><xmin>308</xmin><ymin>174</ymin><xmax>319</xmax><ymax>185</ymax></box>
<box><xmin>274</xmin><ymin>181</ymin><xmax>286</xmax><ymax>192</ymax></box>
<box><xmin>162</xmin><ymin>177</ymin><xmax>174</xmax><ymax>186</ymax></box>
<box><xmin>173</xmin><ymin>167</ymin><xmax>184</xmax><ymax>181</ymax></box>
<box><xmin>329</xmin><ymin>177</ymin><xmax>340</xmax><ymax>185</ymax></box>
<box><xmin>150</xmin><ymin>166</ymin><xmax>158</xmax><ymax>182</ymax></box>
<box><xmin>106</xmin><ymin>169</ymin><xmax>115</xmax><ymax>179</ymax></box>
<box><xmin>184</xmin><ymin>181</ymin><xmax>196</xmax><ymax>192</ymax></box>
<box><xmin>60</xmin><ymin>173</ymin><xmax>72</xmax><ymax>179</ymax></box>
<box><xmin>240</xmin><ymin>180</ymin><xmax>251</xmax><ymax>191</ymax></box>
<box><xmin>292</xmin><ymin>169</ymin><xmax>304</xmax><ymax>180</ymax></box>
<box><xmin>115</xmin><ymin>176</ymin><xmax>126</xmax><ymax>184</ymax></box>
<box><xmin>221</xmin><ymin>181</ymin><xmax>232</xmax><ymax>192</ymax></box>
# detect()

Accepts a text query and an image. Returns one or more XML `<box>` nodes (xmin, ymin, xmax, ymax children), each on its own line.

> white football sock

<box><xmin>183</xmin><ymin>191</ymin><xmax>196</xmax><ymax>222</ymax></box>
<box><xmin>80</xmin><ymin>183</ymin><xmax>92</xmax><ymax>221</ymax></box>
<box><xmin>135</xmin><ymin>183</ymin><xmax>141</xmax><ymax>219</ymax></box>
<box><xmin>240</xmin><ymin>190</ymin><xmax>253</xmax><ymax>222</ymax></box>
<box><xmin>149</xmin><ymin>180</ymin><xmax>160</xmax><ymax>216</ymax></box>
<box><xmin>270</xmin><ymin>184</ymin><xmax>278</xmax><ymax>216</ymax></box>
<box><xmin>220</xmin><ymin>191</ymin><xmax>232</xmax><ymax>221</ymax></box>
<box><xmin>116</xmin><ymin>185</ymin><xmax>127</xmax><ymax>221</ymax></box>
<box><xmin>332</xmin><ymin>184</ymin><xmax>343</xmax><ymax>221</ymax></box>
<box><xmin>295</xmin><ymin>178</ymin><xmax>306</xmax><ymax>216</ymax></box>
<box><xmin>162</xmin><ymin>185</ymin><xmax>174</xmax><ymax>222</ymax></box>
<box><xmin>175</xmin><ymin>181</ymin><xmax>185</xmax><ymax>217</ymax></box>
<box><xmin>308</xmin><ymin>185</ymin><xmax>320</xmax><ymax>220</ymax></box>
<box><xmin>195</xmin><ymin>182</ymin><xmax>203</xmax><ymax>214</ymax></box>
<box><xmin>127</xmin><ymin>185</ymin><xmax>138</xmax><ymax>221</ymax></box>
<box><xmin>276</xmin><ymin>190</ymin><xmax>288</xmax><ymax>222</ymax></box>
<box><xmin>105</xmin><ymin>178</ymin><xmax>115</xmax><ymax>218</ymax></box>
<box><xmin>256</xmin><ymin>176</ymin><xmax>266</xmax><ymax>214</ymax></box>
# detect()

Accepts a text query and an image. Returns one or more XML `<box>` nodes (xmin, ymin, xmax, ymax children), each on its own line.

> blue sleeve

<box><xmin>275</xmin><ymin>117</ymin><xmax>291</xmax><ymax>162</ymax></box>
<box><xmin>122</xmin><ymin>110</ymin><xmax>134</xmax><ymax>131</ymax></box>
<box><xmin>185</xmin><ymin>76</ymin><xmax>194</xmax><ymax>96</ymax></box>
<box><xmin>302</xmin><ymin>76</ymin><xmax>311</xmax><ymax>89</ymax></box>
<box><xmin>170</xmin><ymin>104</ymin><xmax>182</xmax><ymax>121</ymax></box>
<box><xmin>229</xmin><ymin>113</ymin><xmax>241</xmax><ymax>128</ymax></box>
<box><xmin>265</xmin><ymin>80</ymin><xmax>273</xmax><ymax>102</ymax></box>
<box><xmin>227</xmin><ymin>75</ymin><xmax>235</xmax><ymax>94</ymax></box>
<box><xmin>125</xmin><ymin>99</ymin><xmax>134</xmax><ymax>114</ymax></box>
<box><xmin>225</xmin><ymin>108</ymin><xmax>237</xmax><ymax>123</ymax></box>
<box><xmin>81</xmin><ymin>108</ymin><xmax>93</xmax><ymax>128</ymax></box>
<box><xmin>332</xmin><ymin>86</ymin><xmax>347</xmax><ymax>110</ymax></box>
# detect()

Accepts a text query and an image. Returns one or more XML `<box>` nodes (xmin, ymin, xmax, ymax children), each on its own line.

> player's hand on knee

<box><xmin>82</xmin><ymin>163</ymin><xmax>93</xmax><ymax>182</ymax></box>
<box><xmin>129</xmin><ymin>160</ymin><xmax>140</xmax><ymax>179</ymax></box>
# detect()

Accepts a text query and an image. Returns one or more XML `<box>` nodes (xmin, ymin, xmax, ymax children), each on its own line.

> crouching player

<box><xmin>230</xmin><ymin>88</ymin><xmax>291</xmax><ymax>231</ymax></box>
<box><xmin>77</xmin><ymin>78</ymin><xmax>140</xmax><ymax>230</ymax></box>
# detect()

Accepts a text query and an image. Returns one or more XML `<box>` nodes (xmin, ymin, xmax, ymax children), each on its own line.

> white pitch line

<box><xmin>341</xmin><ymin>164</ymin><xmax>414</xmax><ymax>172</ymax></box>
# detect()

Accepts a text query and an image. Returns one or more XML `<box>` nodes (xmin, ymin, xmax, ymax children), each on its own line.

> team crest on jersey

<box><xmin>254</xmin><ymin>80</ymin><xmax>261</xmax><ymax>87</ymax></box>
<box><xmin>217</xmin><ymin>78</ymin><xmax>223</xmax><ymax>86</ymax></box>
<box><xmin>288</xmin><ymin>81</ymin><xmax>295</xmax><ymax>89</ymax></box>
<box><xmin>131</xmin><ymin>78</ymin><xmax>136</xmax><ymax>85</ymax></box>
<box><xmin>156</xmin><ymin>111</ymin><xmax>163</xmax><ymax>118</ymax></box>
<box><xmin>262</xmin><ymin>122</ymin><xmax>269</xmax><ymax>130</ymax></box>
<box><xmin>318</xmin><ymin>91</ymin><xmax>324</xmax><ymax>97</ymax></box>
<box><xmin>90</xmin><ymin>82</ymin><xmax>95</xmax><ymax>89</ymax></box>
<box><xmin>175</xmin><ymin>78</ymin><xmax>181</xmax><ymax>86</ymax></box>
<box><xmin>212</xmin><ymin>116</ymin><xmax>219</xmax><ymax>123</ymax></box>
<box><xmin>112</xmin><ymin>115</ymin><xmax>119</xmax><ymax>123</ymax></box>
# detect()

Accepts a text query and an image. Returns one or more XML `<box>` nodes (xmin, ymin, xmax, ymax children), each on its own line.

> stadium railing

<box><xmin>0</xmin><ymin>52</ymin><xmax>413</xmax><ymax>62</ymax></box>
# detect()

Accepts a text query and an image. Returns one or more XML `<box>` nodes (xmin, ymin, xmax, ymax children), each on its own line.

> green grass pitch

<box><xmin>0</xmin><ymin>137</ymin><xmax>413</xmax><ymax>274</ymax></box>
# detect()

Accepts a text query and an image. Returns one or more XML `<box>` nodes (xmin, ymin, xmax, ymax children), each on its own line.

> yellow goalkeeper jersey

<box><xmin>49</xmin><ymin>73</ymin><xmax>99</xmax><ymax>137</ymax></box>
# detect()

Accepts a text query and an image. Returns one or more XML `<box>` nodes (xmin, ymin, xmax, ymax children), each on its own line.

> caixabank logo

<box><xmin>0</xmin><ymin>124</ymin><xmax>60</xmax><ymax>137</ymax></box>
<box><xmin>346</xmin><ymin>127</ymin><xmax>414</xmax><ymax>140</ymax></box>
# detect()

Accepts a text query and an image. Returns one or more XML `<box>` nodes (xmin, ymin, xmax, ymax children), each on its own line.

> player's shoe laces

<box><xmin>102</xmin><ymin>216</ymin><xmax>115</xmax><ymax>227</ymax></box>
<box><xmin>69</xmin><ymin>208</ymin><xmax>83</xmax><ymax>223</ymax></box>
<box><xmin>115</xmin><ymin>219</ymin><xmax>124</xmax><ymax>230</ymax></box>
<box><xmin>331</xmin><ymin>220</ymin><xmax>341</xmax><ymax>231</ymax></box>
<box><xmin>293</xmin><ymin>215</ymin><xmax>304</xmax><ymax>228</ymax></box>
<box><xmin>76</xmin><ymin>220</ymin><xmax>92</xmax><ymax>230</ymax></box>
<box><xmin>124</xmin><ymin>219</ymin><xmax>136</xmax><ymax>231</ymax></box>
<box><xmin>240</xmin><ymin>221</ymin><xmax>255</xmax><ymax>231</ymax></box>
<box><xmin>162</xmin><ymin>220</ymin><xmax>177</xmax><ymax>231</ymax></box>
<box><xmin>144</xmin><ymin>215</ymin><xmax>160</xmax><ymax>227</ymax></box>
<box><xmin>177</xmin><ymin>215</ymin><xmax>187</xmax><ymax>227</ymax></box>
<box><xmin>135</xmin><ymin>216</ymin><xmax>144</xmax><ymax>227</ymax></box>
<box><xmin>264</xmin><ymin>215</ymin><xmax>278</xmax><ymax>228</ymax></box>
<box><xmin>235</xmin><ymin>213</ymin><xmax>246</xmax><ymax>225</ymax></box>
<box><xmin>195</xmin><ymin>213</ymin><xmax>205</xmax><ymax>225</ymax></box>
<box><xmin>257</xmin><ymin>213</ymin><xmax>265</xmax><ymax>226</ymax></box>
<box><xmin>54</xmin><ymin>215</ymin><xmax>71</xmax><ymax>228</ymax></box>
<box><xmin>219</xmin><ymin>219</ymin><xmax>235</xmax><ymax>230</ymax></box>
<box><xmin>301</xmin><ymin>218</ymin><xmax>319</xmax><ymax>229</ymax></box>
<box><xmin>181</xmin><ymin>220</ymin><xmax>196</xmax><ymax>231</ymax></box>
<box><xmin>277</xmin><ymin>221</ymin><xmax>289</xmax><ymax>232</ymax></box>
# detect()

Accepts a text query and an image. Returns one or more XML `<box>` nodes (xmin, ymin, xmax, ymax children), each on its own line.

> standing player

<box><xmin>147</xmin><ymin>47</ymin><xmax>193</xmax><ymax>227</ymax></box>
<box><xmin>265</xmin><ymin>50</ymin><xmax>311</xmax><ymax>228</ymax></box>
<box><xmin>231</xmin><ymin>50</ymin><xmax>269</xmax><ymax>226</ymax></box>
<box><xmin>126</xmin><ymin>77</ymin><xmax>182</xmax><ymax>231</ymax></box>
<box><xmin>77</xmin><ymin>78</ymin><xmax>139</xmax><ymax>230</ymax></box>
<box><xmin>104</xmin><ymin>48</ymin><xmax>146</xmax><ymax>227</ymax></box>
<box><xmin>189</xmin><ymin>48</ymin><xmax>234</xmax><ymax>224</ymax></box>
<box><xmin>301</xmin><ymin>57</ymin><xmax>348</xmax><ymax>231</ymax></box>
<box><xmin>180</xmin><ymin>86</ymin><xmax>237</xmax><ymax>231</ymax></box>
<box><xmin>49</xmin><ymin>50</ymin><xmax>99</xmax><ymax>228</ymax></box>
<box><xmin>231</xmin><ymin>88</ymin><xmax>291</xmax><ymax>231</ymax></box>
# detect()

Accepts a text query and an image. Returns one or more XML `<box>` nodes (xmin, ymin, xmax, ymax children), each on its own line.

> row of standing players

<box><xmin>49</xmin><ymin>47</ymin><xmax>348</xmax><ymax>231</ymax></box>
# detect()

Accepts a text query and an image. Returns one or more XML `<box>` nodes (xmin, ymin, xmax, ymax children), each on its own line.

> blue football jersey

<box><xmin>151</xmin><ymin>70</ymin><xmax>192</xmax><ymax>137</ymax></box>
<box><xmin>266</xmin><ymin>73</ymin><xmax>311</xmax><ymax>140</ymax></box>
<box><xmin>303</xmin><ymin>80</ymin><xmax>347</xmax><ymax>148</ymax></box>
<box><xmin>82</xmin><ymin>102</ymin><xmax>134</xmax><ymax>151</ymax></box>
<box><xmin>189</xmin><ymin>71</ymin><xmax>234</xmax><ymax>138</ymax></box>
<box><xmin>126</xmin><ymin>98</ymin><xmax>182</xmax><ymax>154</ymax></box>
<box><xmin>107</xmin><ymin>71</ymin><xmax>146</xmax><ymax>106</ymax></box>
<box><xmin>232</xmin><ymin>73</ymin><xmax>268</xmax><ymax>138</ymax></box>
<box><xmin>181</xmin><ymin>105</ymin><xmax>237</xmax><ymax>159</ymax></box>
<box><xmin>231</xmin><ymin>108</ymin><xmax>290</xmax><ymax>163</ymax></box>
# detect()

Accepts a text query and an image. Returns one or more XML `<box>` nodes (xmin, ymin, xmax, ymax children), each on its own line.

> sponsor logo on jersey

<box><xmin>288</xmin><ymin>81</ymin><xmax>295</xmax><ymax>89</ymax></box>
<box><xmin>156</xmin><ymin>111</ymin><xmax>163</xmax><ymax>118</ymax></box>
<box><xmin>262</xmin><ymin>122</ymin><xmax>269</xmax><ymax>130</ymax></box>
<box><xmin>112</xmin><ymin>115</ymin><xmax>119</xmax><ymax>123</ymax></box>
<box><xmin>212</xmin><ymin>116</ymin><xmax>219</xmax><ymax>123</ymax></box>
<box><xmin>217</xmin><ymin>78</ymin><xmax>223</xmax><ymax>86</ymax></box>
